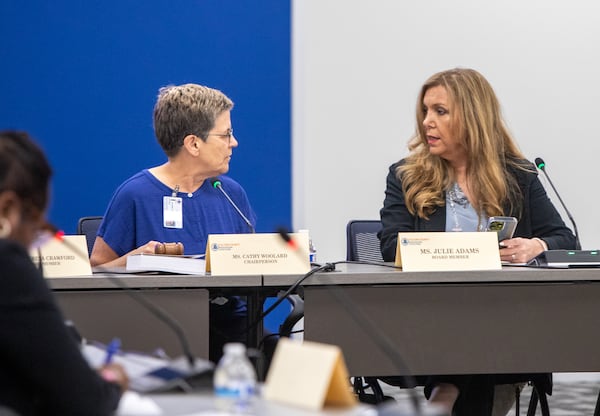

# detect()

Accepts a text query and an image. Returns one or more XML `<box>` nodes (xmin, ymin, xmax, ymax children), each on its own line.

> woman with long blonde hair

<box><xmin>379</xmin><ymin>68</ymin><xmax>576</xmax><ymax>415</ymax></box>
<box><xmin>380</xmin><ymin>68</ymin><xmax>575</xmax><ymax>263</ymax></box>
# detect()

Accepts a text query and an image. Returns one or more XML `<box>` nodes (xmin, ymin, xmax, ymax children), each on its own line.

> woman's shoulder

<box><xmin>0</xmin><ymin>239</ymin><xmax>28</xmax><ymax>260</ymax></box>
<box><xmin>0</xmin><ymin>240</ymin><xmax>44</xmax><ymax>293</ymax></box>
<box><xmin>388</xmin><ymin>158</ymin><xmax>408</xmax><ymax>173</ymax></box>
<box><xmin>510</xmin><ymin>157</ymin><xmax>535</xmax><ymax>169</ymax></box>
<box><xmin>214</xmin><ymin>175</ymin><xmax>247</xmax><ymax>193</ymax></box>
<box><xmin>111</xmin><ymin>170</ymin><xmax>165</xmax><ymax>200</ymax></box>
<box><xmin>507</xmin><ymin>158</ymin><xmax>537</xmax><ymax>178</ymax></box>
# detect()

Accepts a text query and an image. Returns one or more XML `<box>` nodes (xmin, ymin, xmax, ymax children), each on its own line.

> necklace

<box><xmin>171</xmin><ymin>184</ymin><xmax>194</xmax><ymax>198</ymax></box>
<box><xmin>447</xmin><ymin>183</ymin><xmax>465</xmax><ymax>231</ymax></box>
<box><xmin>447</xmin><ymin>183</ymin><xmax>485</xmax><ymax>232</ymax></box>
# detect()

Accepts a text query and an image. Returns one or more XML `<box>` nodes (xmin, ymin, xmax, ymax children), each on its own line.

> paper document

<box><xmin>126</xmin><ymin>254</ymin><xmax>206</xmax><ymax>275</ymax></box>
<box><xmin>83</xmin><ymin>343</ymin><xmax>214</xmax><ymax>393</ymax></box>
<box><xmin>117</xmin><ymin>391</ymin><xmax>162</xmax><ymax>415</ymax></box>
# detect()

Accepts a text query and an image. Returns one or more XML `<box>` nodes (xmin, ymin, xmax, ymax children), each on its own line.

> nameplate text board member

<box><xmin>378</xmin><ymin>68</ymin><xmax>576</xmax><ymax>416</ymax></box>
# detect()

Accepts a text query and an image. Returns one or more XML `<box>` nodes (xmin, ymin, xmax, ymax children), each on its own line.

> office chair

<box><xmin>345</xmin><ymin>220</ymin><xmax>550</xmax><ymax>416</ymax></box>
<box><xmin>346</xmin><ymin>220</ymin><xmax>394</xmax><ymax>403</ymax></box>
<box><xmin>77</xmin><ymin>216</ymin><xmax>103</xmax><ymax>257</ymax></box>
<box><xmin>346</xmin><ymin>220</ymin><xmax>384</xmax><ymax>263</ymax></box>
<box><xmin>278</xmin><ymin>293</ymin><xmax>304</xmax><ymax>338</ymax></box>
<box><xmin>77</xmin><ymin>215</ymin><xmax>304</xmax><ymax>380</ymax></box>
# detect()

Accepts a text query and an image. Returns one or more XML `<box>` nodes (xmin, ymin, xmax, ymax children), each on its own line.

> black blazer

<box><xmin>0</xmin><ymin>239</ymin><xmax>121</xmax><ymax>416</ymax></box>
<box><xmin>379</xmin><ymin>159</ymin><xmax>577</xmax><ymax>261</ymax></box>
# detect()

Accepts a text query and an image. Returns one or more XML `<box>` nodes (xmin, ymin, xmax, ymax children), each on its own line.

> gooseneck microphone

<box><xmin>535</xmin><ymin>157</ymin><xmax>581</xmax><ymax>250</ymax></box>
<box><xmin>274</xmin><ymin>228</ymin><xmax>424</xmax><ymax>415</ymax></box>
<box><xmin>49</xmin><ymin>230</ymin><xmax>197</xmax><ymax>369</ymax></box>
<box><xmin>209</xmin><ymin>177</ymin><xmax>255</xmax><ymax>233</ymax></box>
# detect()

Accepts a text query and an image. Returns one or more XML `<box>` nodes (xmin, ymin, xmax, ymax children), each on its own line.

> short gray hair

<box><xmin>153</xmin><ymin>84</ymin><xmax>234</xmax><ymax>157</ymax></box>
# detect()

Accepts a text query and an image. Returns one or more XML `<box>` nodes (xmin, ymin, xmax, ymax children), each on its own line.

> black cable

<box><xmin>53</xmin><ymin>230</ymin><xmax>421</xmax><ymax>412</ymax></box>
<box><xmin>240</xmin><ymin>262</ymin><xmax>336</xmax><ymax>337</ymax></box>
<box><xmin>242</xmin><ymin>256</ymin><xmax>421</xmax><ymax>414</ymax></box>
<box><xmin>258</xmin><ymin>329</ymin><xmax>304</xmax><ymax>351</ymax></box>
<box><xmin>47</xmin><ymin>234</ymin><xmax>197</xmax><ymax>369</ymax></box>
<box><xmin>243</xmin><ymin>260</ymin><xmax>401</xmax><ymax>337</ymax></box>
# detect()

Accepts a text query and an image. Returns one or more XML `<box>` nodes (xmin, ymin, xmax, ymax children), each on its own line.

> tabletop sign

<box><xmin>206</xmin><ymin>232</ymin><xmax>311</xmax><ymax>276</ymax></box>
<box><xmin>263</xmin><ymin>338</ymin><xmax>357</xmax><ymax>410</ymax></box>
<box><xmin>30</xmin><ymin>235</ymin><xmax>93</xmax><ymax>277</ymax></box>
<box><xmin>396</xmin><ymin>231</ymin><xmax>501</xmax><ymax>272</ymax></box>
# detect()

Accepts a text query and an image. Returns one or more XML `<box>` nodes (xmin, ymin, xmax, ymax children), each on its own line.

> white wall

<box><xmin>293</xmin><ymin>0</ymin><xmax>600</xmax><ymax>261</ymax></box>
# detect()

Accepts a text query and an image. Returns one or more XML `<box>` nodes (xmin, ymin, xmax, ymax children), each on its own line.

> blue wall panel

<box><xmin>0</xmin><ymin>1</ymin><xmax>291</xmax><ymax>235</ymax></box>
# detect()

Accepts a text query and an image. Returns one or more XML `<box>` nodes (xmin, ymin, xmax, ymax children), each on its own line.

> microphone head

<box><xmin>276</xmin><ymin>227</ymin><xmax>298</xmax><ymax>250</ymax></box>
<box><xmin>276</xmin><ymin>227</ymin><xmax>292</xmax><ymax>243</ymax></box>
<box><xmin>534</xmin><ymin>157</ymin><xmax>546</xmax><ymax>170</ymax></box>
<box><xmin>209</xmin><ymin>177</ymin><xmax>222</xmax><ymax>188</ymax></box>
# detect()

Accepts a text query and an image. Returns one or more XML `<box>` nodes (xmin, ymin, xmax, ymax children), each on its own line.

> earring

<box><xmin>0</xmin><ymin>217</ymin><xmax>11</xmax><ymax>238</ymax></box>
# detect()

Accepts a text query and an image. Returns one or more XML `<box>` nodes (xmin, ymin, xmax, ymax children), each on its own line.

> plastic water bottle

<box><xmin>213</xmin><ymin>343</ymin><xmax>257</xmax><ymax>411</ymax></box>
<box><xmin>298</xmin><ymin>229</ymin><xmax>317</xmax><ymax>263</ymax></box>
<box><xmin>308</xmin><ymin>237</ymin><xmax>317</xmax><ymax>263</ymax></box>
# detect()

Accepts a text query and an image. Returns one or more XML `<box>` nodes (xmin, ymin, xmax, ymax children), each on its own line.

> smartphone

<box><xmin>486</xmin><ymin>216</ymin><xmax>518</xmax><ymax>243</ymax></box>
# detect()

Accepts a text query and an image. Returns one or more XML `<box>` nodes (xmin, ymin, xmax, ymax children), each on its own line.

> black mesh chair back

<box><xmin>346</xmin><ymin>220</ymin><xmax>384</xmax><ymax>262</ymax></box>
<box><xmin>77</xmin><ymin>216</ymin><xmax>103</xmax><ymax>257</ymax></box>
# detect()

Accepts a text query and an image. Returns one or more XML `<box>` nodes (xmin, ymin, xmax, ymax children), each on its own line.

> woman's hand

<box><xmin>99</xmin><ymin>363</ymin><xmax>129</xmax><ymax>392</ymax></box>
<box><xmin>130</xmin><ymin>240</ymin><xmax>161</xmax><ymax>255</ymax></box>
<box><xmin>91</xmin><ymin>239</ymin><xmax>162</xmax><ymax>268</ymax></box>
<box><xmin>499</xmin><ymin>237</ymin><xmax>546</xmax><ymax>263</ymax></box>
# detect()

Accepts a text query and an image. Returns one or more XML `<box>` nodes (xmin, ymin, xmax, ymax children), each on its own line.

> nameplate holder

<box><xmin>263</xmin><ymin>338</ymin><xmax>357</xmax><ymax>410</ymax></box>
<box><xmin>30</xmin><ymin>235</ymin><xmax>93</xmax><ymax>277</ymax></box>
<box><xmin>395</xmin><ymin>231</ymin><xmax>501</xmax><ymax>271</ymax></box>
<box><xmin>205</xmin><ymin>233</ymin><xmax>310</xmax><ymax>276</ymax></box>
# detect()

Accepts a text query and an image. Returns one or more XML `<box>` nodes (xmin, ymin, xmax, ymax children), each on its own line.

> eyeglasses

<box><xmin>206</xmin><ymin>129</ymin><xmax>234</xmax><ymax>145</ymax></box>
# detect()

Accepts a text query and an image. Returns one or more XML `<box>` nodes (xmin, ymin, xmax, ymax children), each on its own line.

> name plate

<box><xmin>395</xmin><ymin>232</ymin><xmax>501</xmax><ymax>272</ymax></box>
<box><xmin>30</xmin><ymin>235</ymin><xmax>93</xmax><ymax>277</ymax></box>
<box><xmin>264</xmin><ymin>338</ymin><xmax>357</xmax><ymax>410</ymax></box>
<box><xmin>206</xmin><ymin>233</ymin><xmax>311</xmax><ymax>276</ymax></box>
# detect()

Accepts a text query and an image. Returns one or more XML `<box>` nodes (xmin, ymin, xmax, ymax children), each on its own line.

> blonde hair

<box><xmin>399</xmin><ymin>68</ymin><xmax>528</xmax><ymax>219</ymax></box>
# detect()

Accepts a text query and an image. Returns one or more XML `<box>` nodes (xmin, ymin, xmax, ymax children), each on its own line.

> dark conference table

<box><xmin>49</xmin><ymin>264</ymin><xmax>600</xmax><ymax>378</ymax></box>
<box><xmin>49</xmin><ymin>273</ymin><xmax>262</xmax><ymax>360</ymax></box>
<box><xmin>263</xmin><ymin>263</ymin><xmax>600</xmax><ymax>377</ymax></box>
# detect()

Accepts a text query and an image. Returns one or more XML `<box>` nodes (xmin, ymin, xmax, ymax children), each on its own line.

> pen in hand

<box><xmin>100</xmin><ymin>338</ymin><xmax>129</xmax><ymax>391</ymax></box>
<box><xmin>104</xmin><ymin>338</ymin><xmax>121</xmax><ymax>365</ymax></box>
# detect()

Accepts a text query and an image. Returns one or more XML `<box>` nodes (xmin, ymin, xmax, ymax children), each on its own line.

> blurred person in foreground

<box><xmin>90</xmin><ymin>84</ymin><xmax>260</xmax><ymax>364</ymax></box>
<box><xmin>0</xmin><ymin>130</ymin><xmax>128</xmax><ymax>415</ymax></box>
<box><xmin>379</xmin><ymin>68</ymin><xmax>576</xmax><ymax>415</ymax></box>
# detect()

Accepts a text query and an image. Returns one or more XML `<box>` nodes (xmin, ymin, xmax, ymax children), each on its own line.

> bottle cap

<box><xmin>223</xmin><ymin>342</ymin><xmax>246</xmax><ymax>356</ymax></box>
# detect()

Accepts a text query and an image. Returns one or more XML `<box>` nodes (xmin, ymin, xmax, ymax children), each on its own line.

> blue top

<box><xmin>98</xmin><ymin>170</ymin><xmax>257</xmax><ymax>317</ymax></box>
<box><xmin>445</xmin><ymin>182</ymin><xmax>487</xmax><ymax>232</ymax></box>
<box><xmin>98</xmin><ymin>170</ymin><xmax>257</xmax><ymax>257</ymax></box>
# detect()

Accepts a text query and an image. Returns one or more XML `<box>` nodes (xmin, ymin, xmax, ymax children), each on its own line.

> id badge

<box><xmin>163</xmin><ymin>196</ymin><xmax>183</xmax><ymax>229</ymax></box>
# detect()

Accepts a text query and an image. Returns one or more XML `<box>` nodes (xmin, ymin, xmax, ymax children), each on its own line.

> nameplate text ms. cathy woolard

<box><xmin>206</xmin><ymin>232</ymin><xmax>311</xmax><ymax>276</ymax></box>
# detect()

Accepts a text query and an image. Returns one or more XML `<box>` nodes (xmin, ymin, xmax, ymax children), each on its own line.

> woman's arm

<box><xmin>527</xmin><ymin>175</ymin><xmax>577</xmax><ymax>249</ymax></box>
<box><xmin>379</xmin><ymin>163</ymin><xmax>416</xmax><ymax>261</ymax></box>
<box><xmin>0</xmin><ymin>242</ymin><xmax>123</xmax><ymax>415</ymax></box>
<box><xmin>90</xmin><ymin>236</ymin><xmax>161</xmax><ymax>268</ymax></box>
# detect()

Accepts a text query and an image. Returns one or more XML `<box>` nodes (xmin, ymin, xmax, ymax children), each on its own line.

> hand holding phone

<box><xmin>487</xmin><ymin>216</ymin><xmax>518</xmax><ymax>242</ymax></box>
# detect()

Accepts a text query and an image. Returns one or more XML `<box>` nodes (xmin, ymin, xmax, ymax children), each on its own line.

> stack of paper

<box><xmin>126</xmin><ymin>254</ymin><xmax>206</xmax><ymax>275</ymax></box>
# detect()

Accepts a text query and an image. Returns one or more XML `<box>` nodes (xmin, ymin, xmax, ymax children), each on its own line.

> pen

<box><xmin>104</xmin><ymin>338</ymin><xmax>121</xmax><ymax>365</ymax></box>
